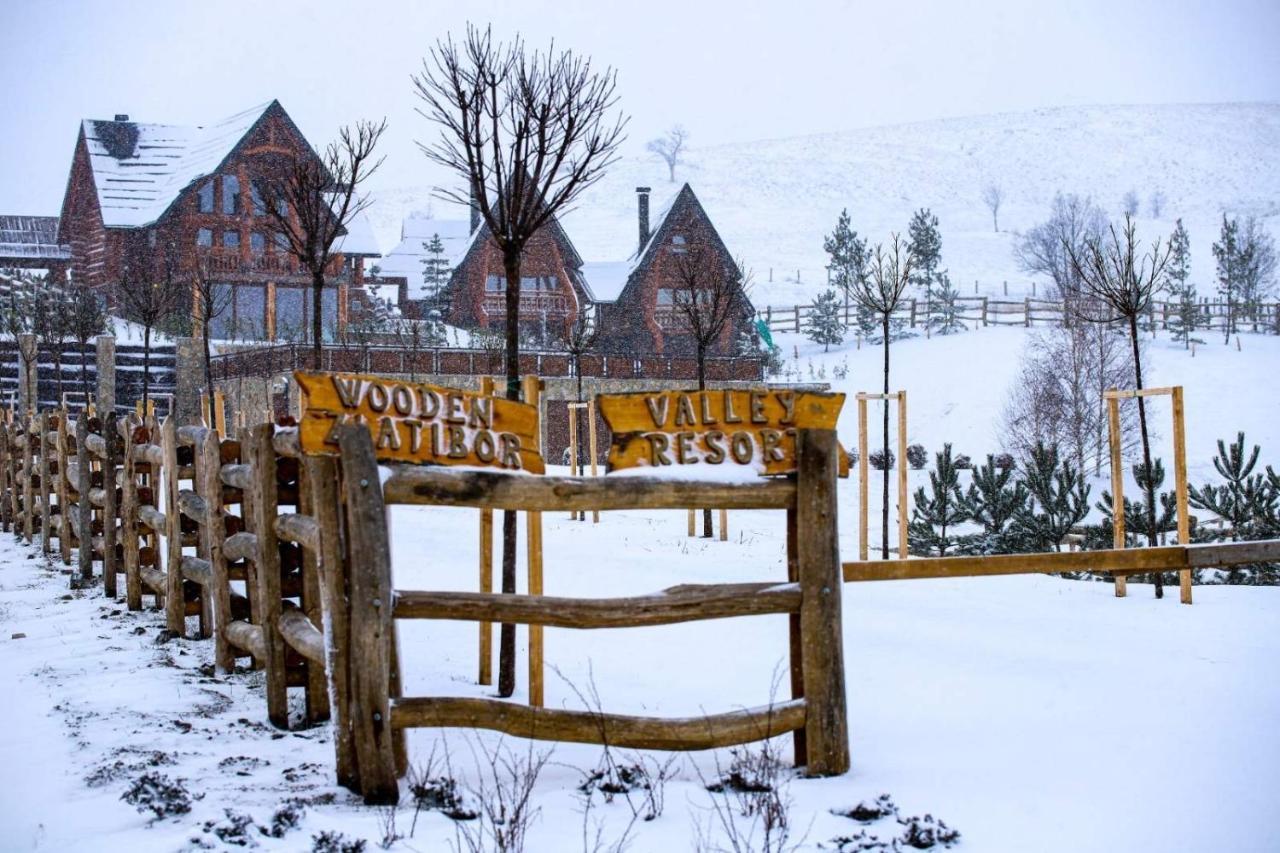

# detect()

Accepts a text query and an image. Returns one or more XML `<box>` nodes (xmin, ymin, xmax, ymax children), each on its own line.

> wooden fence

<box><xmin>2</xmin><ymin>394</ymin><xmax>1275</xmax><ymax>811</ymax></box>
<box><xmin>759</xmin><ymin>297</ymin><xmax>1280</xmax><ymax>336</ymax></box>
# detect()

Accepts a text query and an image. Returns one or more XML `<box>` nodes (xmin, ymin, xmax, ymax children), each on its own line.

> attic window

<box><xmin>198</xmin><ymin>181</ymin><xmax>214</xmax><ymax>214</ymax></box>
<box><xmin>222</xmin><ymin>175</ymin><xmax>241</xmax><ymax>215</ymax></box>
<box><xmin>671</xmin><ymin>234</ymin><xmax>688</xmax><ymax>254</ymax></box>
<box><xmin>222</xmin><ymin>230</ymin><xmax>240</xmax><ymax>249</ymax></box>
<box><xmin>196</xmin><ymin>228</ymin><xmax>213</xmax><ymax>247</ymax></box>
<box><xmin>250</xmin><ymin>181</ymin><xmax>266</xmax><ymax>216</ymax></box>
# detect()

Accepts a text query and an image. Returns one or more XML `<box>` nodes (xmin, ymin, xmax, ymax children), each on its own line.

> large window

<box><xmin>274</xmin><ymin>286</ymin><xmax>340</xmax><ymax>342</ymax></box>
<box><xmin>206</xmin><ymin>283</ymin><xmax>237</xmax><ymax>340</ymax></box>
<box><xmin>233</xmin><ymin>286</ymin><xmax>266</xmax><ymax>339</ymax></box>
<box><xmin>222</xmin><ymin>174</ymin><xmax>241</xmax><ymax>215</ymax></box>
<box><xmin>196</xmin><ymin>227</ymin><xmax>213</xmax><ymax>247</ymax></box>
<box><xmin>671</xmin><ymin>234</ymin><xmax>688</xmax><ymax>254</ymax></box>
<box><xmin>222</xmin><ymin>230</ymin><xmax>240</xmax><ymax>249</ymax></box>
<box><xmin>657</xmin><ymin>288</ymin><xmax>709</xmax><ymax>306</ymax></box>
<box><xmin>250</xmin><ymin>180</ymin><xmax>266</xmax><ymax>216</ymax></box>
<box><xmin>250</xmin><ymin>232</ymin><xmax>266</xmax><ymax>252</ymax></box>
<box><xmin>485</xmin><ymin>274</ymin><xmax>558</xmax><ymax>292</ymax></box>
<box><xmin>197</xmin><ymin>181</ymin><xmax>214</xmax><ymax>213</ymax></box>
<box><xmin>273</xmin><ymin>231</ymin><xmax>290</xmax><ymax>253</ymax></box>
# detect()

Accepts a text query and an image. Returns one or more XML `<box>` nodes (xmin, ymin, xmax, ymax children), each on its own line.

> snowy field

<box><xmin>1</xmin><ymin>325</ymin><xmax>1278</xmax><ymax>852</ymax></box>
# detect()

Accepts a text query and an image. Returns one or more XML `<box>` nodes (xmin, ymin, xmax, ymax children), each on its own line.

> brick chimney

<box><xmin>636</xmin><ymin>187</ymin><xmax>651</xmax><ymax>253</ymax></box>
<box><xmin>114</xmin><ymin>114</ymin><xmax>129</xmax><ymax>122</ymax></box>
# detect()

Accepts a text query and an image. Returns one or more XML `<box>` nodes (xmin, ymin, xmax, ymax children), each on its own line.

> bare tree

<box><xmin>565</xmin><ymin>307</ymin><xmax>597</xmax><ymax>471</ymax></box>
<box><xmin>1015</xmin><ymin>192</ymin><xmax>1107</xmax><ymax>314</ymax></box>
<box><xmin>982</xmin><ymin>182</ymin><xmax>1004</xmax><ymax>232</ymax></box>
<box><xmin>258</xmin><ymin>120</ymin><xmax>387</xmax><ymax>362</ymax></box>
<box><xmin>114</xmin><ymin>255</ymin><xmax>185</xmax><ymax>410</ymax></box>
<box><xmin>669</xmin><ymin>244</ymin><xmax>751</xmax><ymax>537</ymax></box>
<box><xmin>414</xmin><ymin>25</ymin><xmax>627</xmax><ymax>697</ymax></box>
<box><xmin>191</xmin><ymin>254</ymin><xmax>233</xmax><ymax>423</ymax></box>
<box><xmin>66</xmin><ymin>283</ymin><xmax>107</xmax><ymax>405</ymax></box>
<box><xmin>31</xmin><ymin>281</ymin><xmax>70</xmax><ymax>405</ymax></box>
<box><xmin>1067</xmin><ymin>215</ymin><xmax>1172</xmax><ymax>597</ymax></box>
<box><xmin>646</xmin><ymin>124</ymin><xmax>689</xmax><ymax>183</ymax></box>
<box><xmin>850</xmin><ymin>235</ymin><xmax>915</xmax><ymax>559</ymax></box>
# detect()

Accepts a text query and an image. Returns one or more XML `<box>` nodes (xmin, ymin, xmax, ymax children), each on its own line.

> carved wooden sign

<box><xmin>598</xmin><ymin>389</ymin><xmax>845</xmax><ymax>476</ymax></box>
<box><xmin>295</xmin><ymin>372</ymin><xmax>544</xmax><ymax>473</ymax></box>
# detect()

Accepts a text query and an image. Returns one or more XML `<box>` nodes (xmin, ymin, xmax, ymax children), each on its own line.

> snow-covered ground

<box><xmin>371</xmin><ymin>103</ymin><xmax>1280</xmax><ymax>308</ymax></box>
<box><xmin>1</xmin><ymin>325</ymin><xmax>1278</xmax><ymax>852</ymax></box>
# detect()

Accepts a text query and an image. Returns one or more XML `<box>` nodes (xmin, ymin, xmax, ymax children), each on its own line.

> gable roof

<box><xmin>0</xmin><ymin>216</ymin><xmax>70</xmax><ymax>261</ymax></box>
<box><xmin>375</xmin><ymin>215</ymin><xmax>477</xmax><ymax>298</ymax></box>
<box><xmin>74</xmin><ymin>100</ymin><xmax>303</xmax><ymax>229</ymax></box>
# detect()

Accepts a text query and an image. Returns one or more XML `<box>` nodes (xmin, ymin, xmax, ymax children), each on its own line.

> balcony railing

<box><xmin>482</xmin><ymin>293</ymin><xmax>570</xmax><ymax>316</ymax></box>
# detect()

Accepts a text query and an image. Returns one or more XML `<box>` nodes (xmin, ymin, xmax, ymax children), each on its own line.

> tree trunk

<box><xmin>498</xmin><ymin>250</ymin><xmax>524</xmax><ymax>698</ymax></box>
<box><xmin>1129</xmin><ymin>314</ymin><xmax>1162</xmax><ymax>599</ymax></box>
<box><xmin>311</xmin><ymin>271</ymin><xmax>326</xmax><ymax>365</ymax></box>
<box><xmin>79</xmin><ymin>343</ymin><xmax>91</xmax><ymax>406</ymax></box>
<box><xmin>142</xmin><ymin>325</ymin><xmax>152</xmax><ymax>411</ymax></box>
<box><xmin>697</xmin><ymin>345</ymin><xmax>712</xmax><ymax>538</ymax></box>
<box><xmin>881</xmin><ymin>316</ymin><xmax>891</xmax><ymax>560</ymax></box>
<box><xmin>202</xmin><ymin>316</ymin><xmax>215</xmax><ymax>426</ymax></box>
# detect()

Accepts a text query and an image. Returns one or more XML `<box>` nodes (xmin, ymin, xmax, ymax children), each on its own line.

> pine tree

<box><xmin>1165</xmin><ymin>219</ymin><xmax>1197</xmax><ymax>348</ymax></box>
<box><xmin>960</xmin><ymin>454</ymin><xmax>1029</xmax><ymax>554</ymax></box>
<box><xmin>907</xmin><ymin>208</ymin><xmax>942</xmax><ymax>328</ymax></box>
<box><xmin>1098</xmin><ymin>458</ymin><xmax>1177</xmax><ymax>545</ymax></box>
<box><xmin>823</xmin><ymin>208</ymin><xmax>870</xmax><ymax>317</ymax></box>
<box><xmin>1213</xmin><ymin>214</ymin><xmax>1241</xmax><ymax>343</ymax></box>
<box><xmin>1189</xmin><ymin>434</ymin><xmax>1280</xmax><ymax>582</ymax></box>
<box><xmin>806</xmin><ymin>288</ymin><xmax>845</xmax><ymax>352</ymax></box>
<box><xmin>421</xmin><ymin>232</ymin><xmax>452</xmax><ymax>303</ymax></box>
<box><xmin>908</xmin><ymin>444</ymin><xmax>969</xmax><ymax>556</ymax></box>
<box><xmin>1010</xmin><ymin>442</ymin><xmax>1091</xmax><ymax>552</ymax></box>
<box><xmin>929</xmin><ymin>270</ymin><xmax>966</xmax><ymax>335</ymax></box>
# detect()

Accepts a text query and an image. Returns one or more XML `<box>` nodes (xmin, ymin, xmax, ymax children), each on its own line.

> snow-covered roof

<box><xmin>579</xmin><ymin>261</ymin><xmax>631</xmax><ymax>302</ymax></box>
<box><xmin>82</xmin><ymin>102</ymin><xmax>274</xmax><ymax>228</ymax></box>
<box><xmin>0</xmin><ymin>216</ymin><xmax>70</xmax><ymax>260</ymax></box>
<box><xmin>375</xmin><ymin>215</ymin><xmax>478</xmax><ymax>299</ymax></box>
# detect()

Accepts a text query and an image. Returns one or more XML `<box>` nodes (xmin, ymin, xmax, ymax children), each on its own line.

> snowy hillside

<box><xmin>371</xmin><ymin>103</ymin><xmax>1280</xmax><ymax>307</ymax></box>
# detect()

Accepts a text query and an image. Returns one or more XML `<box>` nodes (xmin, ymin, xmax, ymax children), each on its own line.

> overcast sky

<box><xmin>2</xmin><ymin>0</ymin><xmax>1278</xmax><ymax>214</ymax></box>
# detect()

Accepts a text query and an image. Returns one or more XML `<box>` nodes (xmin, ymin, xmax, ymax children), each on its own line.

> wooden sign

<box><xmin>295</xmin><ymin>372</ymin><xmax>544</xmax><ymax>473</ymax></box>
<box><xmin>598</xmin><ymin>389</ymin><xmax>845</xmax><ymax>476</ymax></box>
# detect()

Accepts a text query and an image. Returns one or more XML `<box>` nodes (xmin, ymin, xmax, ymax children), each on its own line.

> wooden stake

<box><xmin>248</xmin><ymin>423</ymin><xmax>288</xmax><ymax>727</ymax></box>
<box><xmin>121</xmin><ymin>415</ymin><xmax>142</xmax><ymax>611</ymax></box>
<box><xmin>523</xmin><ymin>374</ymin><xmax>544</xmax><ymax>709</ymax></box>
<box><xmin>478</xmin><ymin>376</ymin><xmax>494</xmax><ymax>685</ymax></box>
<box><xmin>786</xmin><ymin>506</ymin><xmax>806</xmax><ymax>765</ymax></box>
<box><xmin>1172</xmin><ymin>385</ymin><xmax>1192</xmax><ymax>604</ymax></box>
<box><xmin>162</xmin><ymin>418</ymin><xmax>186</xmax><ymax>632</ymax></box>
<box><xmin>897</xmin><ymin>391</ymin><xmax>908</xmax><ymax>559</ymax></box>
<box><xmin>1107</xmin><ymin>395</ymin><xmax>1127</xmax><ymax>598</ymax></box>
<box><xmin>857</xmin><ymin>396</ymin><xmax>868</xmax><ymax>562</ymax></box>
<box><xmin>102</xmin><ymin>413</ymin><xmax>119</xmax><ymax>599</ymax></box>
<box><xmin>719</xmin><ymin>507</ymin><xmax>728</xmax><ymax>542</ymax></box>
<box><xmin>38</xmin><ymin>412</ymin><xmax>50</xmax><ymax>554</ymax></box>
<box><xmin>568</xmin><ymin>400</ymin><xmax>580</xmax><ymax>521</ymax></box>
<box><xmin>588</xmin><ymin>398</ymin><xmax>600</xmax><ymax>524</ymax></box>
<box><xmin>687</xmin><ymin>508</ymin><xmax>696</xmax><ymax>537</ymax></box>
<box><xmin>56</xmin><ymin>413</ymin><xmax>72</xmax><ymax>566</ymax></box>
<box><xmin>200</xmin><ymin>431</ymin><xmax>233</xmax><ymax>672</ymax></box>
<box><xmin>75</xmin><ymin>416</ymin><xmax>90</xmax><ymax>578</ymax></box>
<box><xmin>213</xmin><ymin>390</ymin><xmax>227</xmax><ymax>437</ymax></box>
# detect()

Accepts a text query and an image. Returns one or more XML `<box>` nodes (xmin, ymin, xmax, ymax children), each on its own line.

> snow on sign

<box><xmin>294</xmin><ymin>371</ymin><xmax>545</xmax><ymax>473</ymax></box>
<box><xmin>598</xmin><ymin>389</ymin><xmax>845</xmax><ymax>475</ymax></box>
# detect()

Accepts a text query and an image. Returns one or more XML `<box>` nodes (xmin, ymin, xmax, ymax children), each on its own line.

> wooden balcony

<box><xmin>482</xmin><ymin>293</ymin><xmax>570</xmax><ymax>317</ymax></box>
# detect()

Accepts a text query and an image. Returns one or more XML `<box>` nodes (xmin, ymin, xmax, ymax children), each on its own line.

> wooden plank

<box><xmin>56</xmin><ymin>413</ymin><xmax>72</xmax><ymax>566</ymax></box>
<box><xmin>477</xmin><ymin>375</ymin><xmax>495</xmax><ymax>686</ymax></box>
<box><xmin>598</xmin><ymin>389</ymin><xmax>844</xmax><ymax>476</ymax></box>
<box><xmin>224</xmin><ymin>620</ymin><xmax>266</xmax><ymax>660</ymax></box>
<box><xmin>246</xmin><ymin>424</ymin><xmax>288</xmax><ymax>728</ymax></box>
<box><xmin>844</xmin><ymin>544</ymin><xmax>1190</xmax><ymax>581</ymax></box>
<box><xmin>897</xmin><ymin>391</ymin><xmax>908</xmax><ymax>560</ymax></box>
<box><xmin>336</xmin><ymin>422</ymin><xmax>400</xmax><ymax>804</ymax></box>
<box><xmin>857</xmin><ymin>396</ymin><xmax>868</xmax><ymax>562</ymax></box>
<box><xmin>305</xmin><ymin>453</ymin><xmax>355</xmax><ymax>787</ymax></box>
<box><xmin>390</xmin><ymin>696</ymin><xmax>807</xmax><ymax>751</ymax></box>
<box><xmin>786</xmin><ymin>505</ymin><xmax>806</xmax><ymax>766</ymax></box>
<box><xmin>1103</xmin><ymin>387</ymin><xmax>1177</xmax><ymax>399</ymax></box>
<box><xmin>220</xmin><ymin>463</ymin><xmax>253</xmax><ymax>491</ymax></box>
<box><xmin>795</xmin><ymin>428</ymin><xmax>849</xmax><ymax>776</ymax></box>
<box><xmin>177</xmin><ymin>489</ymin><xmax>207</xmax><ymax>522</ymax></box>
<box><xmin>199</xmin><ymin>431</ymin><xmax>235</xmax><ymax>672</ymax></box>
<box><xmin>587</xmin><ymin>398</ymin><xmax>600</xmax><ymax>524</ymax></box>
<box><xmin>223</xmin><ymin>531</ymin><xmax>257</xmax><ymax>563</ymax></box>
<box><xmin>120</xmin><ymin>416</ymin><xmax>142</xmax><ymax>610</ymax></box>
<box><xmin>38</xmin><ymin>413</ymin><xmax>49</xmax><ymax>554</ymax></box>
<box><xmin>140</xmin><ymin>566</ymin><xmax>167</xmax><ymax>595</ymax></box>
<box><xmin>180</xmin><ymin>555</ymin><xmax>212</xmax><ymax>586</ymax></box>
<box><xmin>75</xmin><ymin>415</ymin><xmax>90</xmax><ymax>577</ymax></box>
<box><xmin>1108</xmin><ymin>395</ymin><xmax>1127</xmax><ymax>598</ymax></box>
<box><xmin>1172</xmin><ymin>386</ymin><xmax>1192</xmax><ymax>604</ymax></box>
<box><xmin>295</xmin><ymin>372</ymin><xmax>544</xmax><ymax>474</ymax></box>
<box><xmin>297</xmin><ymin>454</ymin><xmax>330</xmax><ymax>724</ymax></box>
<box><xmin>162</xmin><ymin>418</ymin><xmax>185</xmax><ymax>634</ymax></box>
<box><xmin>138</xmin><ymin>505</ymin><xmax>166</xmax><ymax>531</ymax></box>
<box><xmin>383</xmin><ymin>467</ymin><xmax>797</xmax><ymax>512</ymax></box>
<box><xmin>393</xmin><ymin>582</ymin><xmax>802</xmax><ymax>628</ymax></box>
<box><xmin>1186</xmin><ymin>539</ymin><xmax>1280</xmax><ymax>567</ymax></box>
<box><xmin>523</xmin><ymin>374</ymin><xmax>544</xmax><ymax>709</ymax></box>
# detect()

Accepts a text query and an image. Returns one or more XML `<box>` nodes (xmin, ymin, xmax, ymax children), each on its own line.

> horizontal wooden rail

<box><xmin>390</xmin><ymin>697</ymin><xmax>807</xmax><ymax>751</ymax></box>
<box><xmin>279</xmin><ymin>603</ymin><xmax>325</xmax><ymax>664</ymax></box>
<box><xmin>84</xmin><ymin>433</ymin><xmax>107</xmax><ymax>459</ymax></box>
<box><xmin>220</xmin><ymin>464</ymin><xmax>253</xmax><ymax>491</ymax></box>
<box><xmin>843</xmin><ymin>540</ymin><xmax>1280</xmax><ymax>582</ymax></box>
<box><xmin>275</xmin><ymin>513</ymin><xmax>320</xmax><ymax>552</ymax></box>
<box><xmin>176</xmin><ymin>425</ymin><xmax>211</xmax><ymax>447</ymax></box>
<box><xmin>224</xmin><ymin>620</ymin><xmax>266</xmax><ymax>660</ymax></box>
<box><xmin>177</xmin><ymin>489</ymin><xmax>207</xmax><ymax>521</ymax></box>
<box><xmin>393</xmin><ymin>582</ymin><xmax>801</xmax><ymax>629</ymax></box>
<box><xmin>180</xmin><ymin>554</ymin><xmax>212</xmax><ymax>586</ymax></box>
<box><xmin>138</xmin><ymin>505</ymin><xmax>166</xmax><ymax>531</ymax></box>
<box><xmin>140</xmin><ymin>566</ymin><xmax>166</xmax><ymax>595</ymax></box>
<box><xmin>383</xmin><ymin>467</ymin><xmax>797</xmax><ymax>512</ymax></box>
<box><xmin>1104</xmin><ymin>387</ymin><xmax>1178</xmax><ymax>399</ymax></box>
<box><xmin>854</xmin><ymin>393</ymin><xmax>898</xmax><ymax>401</ymax></box>
<box><xmin>88</xmin><ymin>487</ymin><xmax>107</xmax><ymax>508</ymax></box>
<box><xmin>133</xmin><ymin>444</ymin><xmax>164</xmax><ymax>467</ymax></box>
<box><xmin>223</xmin><ymin>531</ymin><xmax>257</xmax><ymax>563</ymax></box>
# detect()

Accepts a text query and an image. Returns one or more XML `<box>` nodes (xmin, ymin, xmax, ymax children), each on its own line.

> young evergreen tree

<box><xmin>1011</xmin><ymin>442</ymin><xmax>1091</xmax><ymax>552</ymax></box>
<box><xmin>1238</xmin><ymin>216</ymin><xmax>1277</xmax><ymax>332</ymax></box>
<box><xmin>1189</xmin><ymin>434</ymin><xmax>1280</xmax><ymax>582</ymax></box>
<box><xmin>1165</xmin><ymin>219</ymin><xmax>1196</xmax><ymax>347</ymax></box>
<box><xmin>960</xmin><ymin>454</ymin><xmax>1030</xmax><ymax>553</ymax></box>
<box><xmin>1213</xmin><ymin>214</ymin><xmax>1242</xmax><ymax>343</ymax></box>
<box><xmin>823</xmin><ymin>208</ymin><xmax>870</xmax><ymax>318</ymax></box>
<box><xmin>929</xmin><ymin>271</ymin><xmax>966</xmax><ymax>335</ymax></box>
<box><xmin>907</xmin><ymin>208</ymin><xmax>942</xmax><ymax>328</ymax></box>
<box><xmin>806</xmin><ymin>288</ymin><xmax>845</xmax><ymax>352</ymax></box>
<box><xmin>908</xmin><ymin>444</ymin><xmax>969</xmax><ymax>557</ymax></box>
<box><xmin>421</xmin><ymin>232</ymin><xmax>452</xmax><ymax>303</ymax></box>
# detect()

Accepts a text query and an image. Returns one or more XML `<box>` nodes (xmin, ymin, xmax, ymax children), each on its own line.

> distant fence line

<box><xmin>758</xmin><ymin>296</ymin><xmax>1280</xmax><ymax>336</ymax></box>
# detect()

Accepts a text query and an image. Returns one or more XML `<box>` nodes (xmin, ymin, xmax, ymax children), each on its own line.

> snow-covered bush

<box><xmin>906</xmin><ymin>444</ymin><xmax>928</xmax><ymax>469</ymax></box>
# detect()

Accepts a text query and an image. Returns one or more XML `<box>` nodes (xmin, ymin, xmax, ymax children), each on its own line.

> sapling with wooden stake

<box><xmin>1066</xmin><ymin>214</ymin><xmax>1172</xmax><ymax>596</ymax></box>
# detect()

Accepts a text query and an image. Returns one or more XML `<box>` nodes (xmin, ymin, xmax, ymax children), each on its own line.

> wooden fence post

<box><xmin>336</xmin><ymin>422</ymin><xmax>399</xmax><ymax>805</ymax></box>
<box><xmin>246</xmin><ymin>423</ymin><xmax>288</xmax><ymax>727</ymax></box>
<box><xmin>297</xmin><ymin>451</ymin><xmax>331</xmax><ymax>724</ymax></box>
<box><xmin>120</xmin><ymin>416</ymin><xmax>142</xmax><ymax>611</ymax></box>
<box><xmin>38</xmin><ymin>412</ymin><xmax>50</xmax><ymax>553</ymax></box>
<box><xmin>857</xmin><ymin>396</ymin><xmax>868</xmax><ymax>562</ymax></box>
<box><xmin>523</xmin><ymin>374</ymin><xmax>545</xmax><ymax>709</ymax></box>
<box><xmin>1172</xmin><ymin>386</ymin><xmax>1192</xmax><ymax>605</ymax></box>
<box><xmin>981</xmin><ymin>297</ymin><xmax>989</xmax><ymax>327</ymax></box>
<box><xmin>478</xmin><ymin>375</ymin><xmax>494</xmax><ymax>685</ymax></box>
<box><xmin>0</xmin><ymin>414</ymin><xmax>9</xmax><ymax>535</ymax></box>
<box><xmin>897</xmin><ymin>391</ymin><xmax>908</xmax><ymax>559</ymax></box>
<box><xmin>56</xmin><ymin>413</ymin><xmax>72</xmax><ymax>566</ymax></box>
<box><xmin>1107</xmin><ymin>395</ymin><xmax>1127</xmax><ymax>598</ymax></box>
<box><xmin>76</xmin><ymin>415</ymin><xmax>91</xmax><ymax>580</ymax></box>
<box><xmin>162</xmin><ymin>418</ymin><xmax>186</xmax><ymax>633</ymax></box>
<box><xmin>796</xmin><ymin>428</ymin><xmax>849</xmax><ymax>776</ymax></box>
<box><xmin>200</xmin><ymin>430</ymin><xmax>234</xmax><ymax>672</ymax></box>
<box><xmin>102</xmin><ymin>413</ymin><xmax>119</xmax><ymax>599</ymax></box>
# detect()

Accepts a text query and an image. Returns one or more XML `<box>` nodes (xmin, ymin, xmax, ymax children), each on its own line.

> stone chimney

<box><xmin>469</xmin><ymin>181</ymin><xmax>481</xmax><ymax>233</ymax></box>
<box><xmin>114</xmin><ymin>114</ymin><xmax>129</xmax><ymax>122</ymax></box>
<box><xmin>636</xmin><ymin>187</ymin><xmax>651</xmax><ymax>253</ymax></box>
